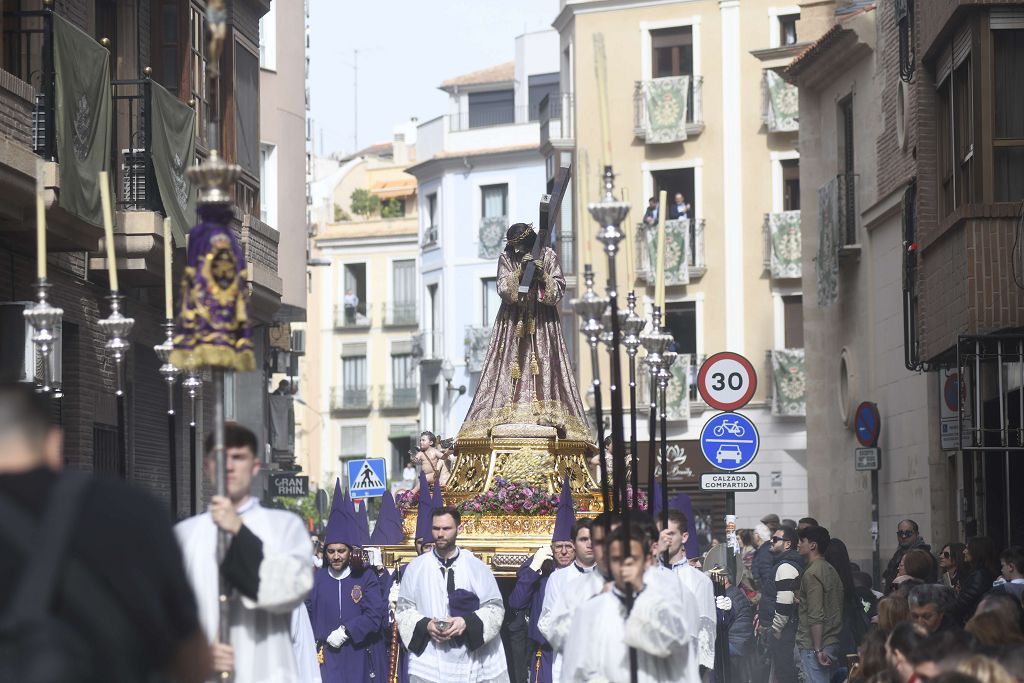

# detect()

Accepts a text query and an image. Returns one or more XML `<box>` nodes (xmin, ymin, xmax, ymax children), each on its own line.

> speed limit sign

<box><xmin>697</xmin><ymin>352</ymin><xmax>758</xmax><ymax>411</ymax></box>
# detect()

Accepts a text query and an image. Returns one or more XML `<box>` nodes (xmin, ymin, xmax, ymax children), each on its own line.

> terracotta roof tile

<box><xmin>441</xmin><ymin>61</ymin><xmax>514</xmax><ymax>89</ymax></box>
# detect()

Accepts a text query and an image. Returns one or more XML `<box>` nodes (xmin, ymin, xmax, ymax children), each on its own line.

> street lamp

<box><xmin>440</xmin><ymin>359</ymin><xmax>466</xmax><ymax>397</ymax></box>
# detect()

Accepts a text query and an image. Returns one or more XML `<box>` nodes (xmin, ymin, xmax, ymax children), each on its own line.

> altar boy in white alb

<box><xmin>562</xmin><ymin>524</ymin><xmax>697</xmax><ymax>683</ymax></box>
<box><xmin>396</xmin><ymin>506</ymin><xmax>509</xmax><ymax>683</ymax></box>
<box><xmin>175</xmin><ymin>424</ymin><xmax>313</xmax><ymax>683</ymax></box>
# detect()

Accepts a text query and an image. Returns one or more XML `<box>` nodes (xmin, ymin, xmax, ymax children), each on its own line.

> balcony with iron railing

<box><xmin>837</xmin><ymin>173</ymin><xmax>858</xmax><ymax>252</ymax></box>
<box><xmin>633</xmin><ymin>76</ymin><xmax>705</xmax><ymax>141</ymax></box>
<box><xmin>377</xmin><ymin>385</ymin><xmax>420</xmax><ymax>411</ymax></box>
<box><xmin>634</xmin><ymin>219</ymin><xmax>706</xmax><ymax>285</ymax></box>
<box><xmin>330</xmin><ymin>385</ymin><xmax>372</xmax><ymax>413</ymax></box>
<box><xmin>762</xmin><ymin>211</ymin><xmax>802</xmax><ymax>279</ymax></box>
<box><xmin>334</xmin><ymin>304</ymin><xmax>373</xmax><ymax>330</ymax></box>
<box><xmin>412</xmin><ymin>330</ymin><xmax>444</xmax><ymax>363</ymax></box>
<box><xmin>539</xmin><ymin>93</ymin><xmax>574</xmax><ymax>148</ymax></box>
<box><xmin>382</xmin><ymin>301</ymin><xmax>418</xmax><ymax>328</ymax></box>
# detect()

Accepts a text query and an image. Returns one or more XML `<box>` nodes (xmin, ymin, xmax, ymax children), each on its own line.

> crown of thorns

<box><xmin>506</xmin><ymin>225</ymin><xmax>535</xmax><ymax>245</ymax></box>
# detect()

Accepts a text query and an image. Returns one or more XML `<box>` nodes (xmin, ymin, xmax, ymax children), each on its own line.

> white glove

<box><xmin>326</xmin><ymin>626</ymin><xmax>349</xmax><ymax>648</ymax></box>
<box><xmin>388</xmin><ymin>581</ymin><xmax>401</xmax><ymax>607</ymax></box>
<box><xmin>529</xmin><ymin>545</ymin><xmax>554</xmax><ymax>572</ymax></box>
<box><xmin>715</xmin><ymin>596</ymin><xmax>733</xmax><ymax>611</ymax></box>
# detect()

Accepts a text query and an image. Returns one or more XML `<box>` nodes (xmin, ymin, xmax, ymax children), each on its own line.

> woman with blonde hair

<box><xmin>956</xmin><ymin>655</ymin><xmax>1017</xmax><ymax>683</ymax></box>
<box><xmin>877</xmin><ymin>594</ymin><xmax>911</xmax><ymax>634</ymax></box>
<box><xmin>965</xmin><ymin>609</ymin><xmax>1024</xmax><ymax>647</ymax></box>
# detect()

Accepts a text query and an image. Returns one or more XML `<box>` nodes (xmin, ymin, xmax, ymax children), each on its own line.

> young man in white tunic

<box><xmin>658</xmin><ymin>508</ymin><xmax>717</xmax><ymax>672</ymax></box>
<box><xmin>175</xmin><ymin>424</ymin><xmax>313</xmax><ymax>683</ymax></box>
<box><xmin>538</xmin><ymin>510</ymin><xmax>616</xmax><ymax>681</ymax></box>
<box><xmin>396</xmin><ymin>505</ymin><xmax>509</xmax><ymax>683</ymax></box>
<box><xmin>562</xmin><ymin>523</ymin><xmax>697</xmax><ymax>682</ymax></box>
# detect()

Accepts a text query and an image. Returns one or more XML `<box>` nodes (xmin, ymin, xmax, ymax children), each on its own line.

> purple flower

<box><xmin>503</xmin><ymin>503</ymin><xmax>515</xmax><ymax>513</ymax></box>
<box><xmin>472</xmin><ymin>502</ymin><xmax>482</xmax><ymax>512</ymax></box>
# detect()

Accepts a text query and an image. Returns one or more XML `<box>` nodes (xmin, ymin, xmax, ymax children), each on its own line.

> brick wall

<box><xmin>919</xmin><ymin>226</ymin><xmax>968</xmax><ymax>360</ymax></box>
<box><xmin>874</xmin><ymin>0</ymin><xmax>918</xmax><ymax>199</ymax></box>
<box><xmin>0</xmin><ymin>70</ymin><xmax>34</xmax><ymax>148</ymax></box>
<box><xmin>242</xmin><ymin>214</ymin><xmax>279</xmax><ymax>273</ymax></box>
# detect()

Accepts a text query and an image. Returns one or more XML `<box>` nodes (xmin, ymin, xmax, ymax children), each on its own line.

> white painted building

<box><xmin>407</xmin><ymin>30</ymin><xmax>561</xmax><ymax>440</ymax></box>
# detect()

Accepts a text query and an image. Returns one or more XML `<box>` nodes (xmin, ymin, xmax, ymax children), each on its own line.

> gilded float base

<box><xmin>379</xmin><ymin>431</ymin><xmax>604</xmax><ymax>577</ymax></box>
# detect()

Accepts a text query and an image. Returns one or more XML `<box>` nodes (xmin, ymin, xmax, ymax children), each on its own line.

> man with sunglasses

<box><xmin>758</xmin><ymin>526</ymin><xmax>803</xmax><ymax>683</ymax></box>
<box><xmin>883</xmin><ymin>519</ymin><xmax>934</xmax><ymax>593</ymax></box>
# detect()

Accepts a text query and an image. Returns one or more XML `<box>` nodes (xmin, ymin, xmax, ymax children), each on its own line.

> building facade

<box><xmin>554</xmin><ymin>0</ymin><xmax>825</xmax><ymax>532</ymax></box>
<box><xmin>794</xmin><ymin>0</ymin><xmax>1024</xmax><ymax>563</ymax></box>
<box><xmin>407</xmin><ymin>30</ymin><xmax>561</xmax><ymax>441</ymax></box>
<box><xmin>0</xmin><ymin>0</ymin><xmax>303</xmax><ymax>516</ymax></box>
<box><xmin>299</xmin><ymin>128</ymin><xmax>420</xmax><ymax>491</ymax></box>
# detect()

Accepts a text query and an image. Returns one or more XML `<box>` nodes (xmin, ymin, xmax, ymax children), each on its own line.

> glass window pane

<box><xmin>995</xmin><ymin>147</ymin><xmax>1024</xmax><ymax>202</ymax></box>
<box><xmin>995</xmin><ymin>30</ymin><xmax>1024</xmax><ymax>139</ymax></box>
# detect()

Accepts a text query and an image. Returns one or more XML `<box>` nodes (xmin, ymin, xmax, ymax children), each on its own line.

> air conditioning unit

<box><xmin>291</xmin><ymin>329</ymin><xmax>306</xmax><ymax>354</ymax></box>
<box><xmin>0</xmin><ymin>303</ymin><xmax>62</xmax><ymax>392</ymax></box>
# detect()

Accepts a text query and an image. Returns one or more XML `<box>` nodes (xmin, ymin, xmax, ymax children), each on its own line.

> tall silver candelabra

<box><xmin>572</xmin><ymin>264</ymin><xmax>609</xmax><ymax>510</ymax></box>
<box><xmin>98</xmin><ymin>293</ymin><xmax>134</xmax><ymax>396</ymax></box>
<box><xmin>23</xmin><ymin>279</ymin><xmax>63</xmax><ymax>393</ymax></box>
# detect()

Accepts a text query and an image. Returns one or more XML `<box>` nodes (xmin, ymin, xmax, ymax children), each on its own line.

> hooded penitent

<box><xmin>369</xmin><ymin>489</ymin><xmax>404</xmax><ymax>545</ymax></box>
<box><xmin>552</xmin><ymin>475</ymin><xmax>575</xmax><ymax>543</ymax></box>
<box><xmin>415</xmin><ymin>470</ymin><xmax>434</xmax><ymax>543</ymax></box>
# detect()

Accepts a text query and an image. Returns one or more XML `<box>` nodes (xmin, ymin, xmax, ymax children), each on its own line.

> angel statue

<box><xmin>456</xmin><ymin>223</ymin><xmax>591</xmax><ymax>442</ymax></box>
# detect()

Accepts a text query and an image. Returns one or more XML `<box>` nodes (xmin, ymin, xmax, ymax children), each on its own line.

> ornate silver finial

<box><xmin>186</xmin><ymin>149</ymin><xmax>241</xmax><ymax>204</ymax></box>
<box><xmin>154</xmin><ymin>320</ymin><xmax>179</xmax><ymax>414</ymax></box>
<box><xmin>589</xmin><ymin>166</ymin><xmax>630</xmax><ymax>258</ymax></box>
<box><xmin>23</xmin><ymin>279</ymin><xmax>63</xmax><ymax>393</ymax></box>
<box><xmin>657</xmin><ymin>350</ymin><xmax>679</xmax><ymax>389</ymax></box>
<box><xmin>622</xmin><ymin>291</ymin><xmax>647</xmax><ymax>357</ymax></box>
<box><xmin>98</xmin><ymin>293</ymin><xmax>134</xmax><ymax>396</ymax></box>
<box><xmin>572</xmin><ymin>264</ymin><xmax>608</xmax><ymax>349</ymax></box>
<box><xmin>640</xmin><ymin>306</ymin><xmax>673</xmax><ymax>376</ymax></box>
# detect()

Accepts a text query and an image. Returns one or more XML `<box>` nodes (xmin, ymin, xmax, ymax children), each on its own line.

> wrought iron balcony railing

<box><xmin>111</xmin><ymin>78</ymin><xmax>160</xmax><ymax>212</ymax></box>
<box><xmin>3</xmin><ymin>7</ymin><xmax>55</xmax><ymax>159</ymax></box>
<box><xmin>634</xmin><ymin>219</ymin><xmax>706</xmax><ymax>284</ymax></box>
<box><xmin>378</xmin><ymin>385</ymin><xmax>420</xmax><ymax>410</ymax></box>
<box><xmin>330</xmin><ymin>386</ymin><xmax>372</xmax><ymax>412</ymax></box>
<box><xmin>633</xmin><ymin>76</ymin><xmax>704</xmax><ymax>140</ymax></box>
<box><xmin>382</xmin><ymin>301</ymin><xmax>418</xmax><ymax>327</ymax></box>
<box><xmin>539</xmin><ymin>92</ymin><xmax>574</xmax><ymax>145</ymax></box>
<box><xmin>334</xmin><ymin>304</ymin><xmax>372</xmax><ymax>330</ymax></box>
<box><xmin>412</xmin><ymin>331</ymin><xmax>444</xmax><ymax>362</ymax></box>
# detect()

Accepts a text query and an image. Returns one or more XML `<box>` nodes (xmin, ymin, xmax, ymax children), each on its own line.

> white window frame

<box><xmin>639</xmin><ymin>16</ymin><xmax>702</xmax><ymax>82</ymax></box>
<box><xmin>768</xmin><ymin>7</ymin><xmax>801</xmax><ymax>49</ymax></box>
<box><xmin>259</xmin><ymin>142</ymin><xmax>278</xmax><ymax>228</ymax></box>
<box><xmin>771</xmin><ymin>285</ymin><xmax>802</xmax><ymax>349</ymax></box>
<box><xmin>640</xmin><ymin>158</ymin><xmax>704</xmax><ymax>222</ymax></box>
<box><xmin>259</xmin><ymin>1</ymin><xmax>277</xmax><ymax>70</ymax></box>
<box><xmin>770</xmin><ymin>150</ymin><xmax>800</xmax><ymax>213</ymax></box>
<box><xmin>472</xmin><ymin>177</ymin><xmax>516</xmax><ymax>251</ymax></box>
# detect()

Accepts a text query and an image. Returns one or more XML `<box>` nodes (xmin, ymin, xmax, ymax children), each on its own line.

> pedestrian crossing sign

<box><xmin>347</xmin><ymin>458</ymin><xmax>388</xmax><ymax>498</ymax></box>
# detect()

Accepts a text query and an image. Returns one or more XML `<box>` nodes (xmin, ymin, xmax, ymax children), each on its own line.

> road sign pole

<box><xmin>871</xmin><ymin>468</ymin><xmax>880</xmax><ymax>589</ymax></box>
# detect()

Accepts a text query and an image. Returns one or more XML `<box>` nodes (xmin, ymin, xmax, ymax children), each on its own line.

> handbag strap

<box><xmin>0</xmin><ymin>472</ymin><xmax>91</xmax><ymax>624</ymax></box>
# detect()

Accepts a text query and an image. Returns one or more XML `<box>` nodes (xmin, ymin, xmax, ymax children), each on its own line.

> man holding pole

<box><xmin>175</xmin><ymin>423</ymin><xmax>313</xmax><ymax>682</ymax></box>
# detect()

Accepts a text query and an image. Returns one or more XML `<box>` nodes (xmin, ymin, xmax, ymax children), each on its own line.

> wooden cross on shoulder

<box><xmin>517</xmin><ymin>163</ymin><xmax>573</xmax><ymax>303</ymax></box>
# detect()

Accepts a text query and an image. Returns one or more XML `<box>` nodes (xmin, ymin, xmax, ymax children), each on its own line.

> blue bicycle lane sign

<box><xmin>699</xmin><ymin>411</ymin><xmax>760</xmax><ymax>472</ymax></box>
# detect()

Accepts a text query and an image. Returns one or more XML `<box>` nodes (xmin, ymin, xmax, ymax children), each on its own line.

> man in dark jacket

<box><xmin>883</xmin><ymin>519</ymin><xmax>934</xmax><ymax>592</ymax></box>
<box><xmin>751</xmin><ymin>513</ymin><xmax>781</xmax><ymax>590</ymax></box>
<box><xmin>761</xmin><ymin>526</ymin><xmax>804</xmax><ymax>683</ymax></box>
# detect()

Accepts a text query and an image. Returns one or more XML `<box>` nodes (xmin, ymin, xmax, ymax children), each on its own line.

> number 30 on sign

<box><xmin>697</xmin><ymin>352</ymin><xmax>758</xmax><ymax>412</ymax></box>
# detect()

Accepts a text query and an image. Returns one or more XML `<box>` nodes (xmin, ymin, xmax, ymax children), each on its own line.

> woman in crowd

<box><xmin>894</xmin><ymin>548</ymin><xmax>936</xmax><ymax>587</ymax></box>
<box><xmin>877</xmin><ymin>594</ymin><xmax>911</xmax><ymax>634</ymax></box>
<box><xmin>826</xmin><ymin>538</ymin><xmax>871</xmax><ymax>661</ymax></box>
<box><xmin>940</xmin><ymin>542</ymin><xmax>967</xmax><ymax>594</ymax></box>
<box><xmin>966</xmin><ymin>609</ymin><xmax>1024</xmax><ymax>648</ymax></box>
<box><xmin>847</xmin><ymin>629</ymin><xmax>889</xmax><ymax>682</ymax></box>
<box><xmin>886</xmin><ymin>622</ymin><xmax>928</xmax><ymax>683</ymax></box>
<box><xmin>953</xmin><ymin>537</ymin><xmax>1001</xmax><ymax>624</ymax></box>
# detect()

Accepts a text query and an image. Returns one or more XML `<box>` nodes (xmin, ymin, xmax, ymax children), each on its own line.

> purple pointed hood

<box><xmin>330</xmin><ymin>478</ymin><xmax>344</xmax><ymax>515</ymax></box>
<box><xmin>369</xmin><ymin>489</ymin><xmax>405</xmax><ymax>545</ymax></box>
<box><xmin>415</xmin><ymin>470</ymin><xmax>434</xmax><ymax>542</ymax></box>
<box><xmin>668</xmin><ymin>492</ymin><xmax>699</xmax><ymax>559</ymax></box>
<box><xmin>324</xmin><ymin>502</ymin><xmax>359</xmax><ymax>548</ymax></box>
<box><xmin>552</xmin><ymin>475</ymin><xmax>575</xmax><ymax>542</ymax></box>
<box><xmin>651</xmin><ymin>482</ymin><xmax>664</xmax><ymax>519</ymax></box>
<box><xmin>356</xmin><ymin>499</ymin><xmax>371</xmax><ymax>547</ymax></box>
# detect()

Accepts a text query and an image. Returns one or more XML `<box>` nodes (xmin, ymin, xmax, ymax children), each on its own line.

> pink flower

<box><xmin>472</xmin><ymin>502</ymin><xmax>482</xmax><ymax>512</ymax></box>
<box><xmin>503</xmin><ymin>503</ymin><xmax>515</xmax><ymax>513</ymax></box>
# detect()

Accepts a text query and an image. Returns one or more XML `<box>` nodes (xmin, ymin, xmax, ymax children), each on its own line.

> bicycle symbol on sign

<box><xmin>712</xmin><ymin>419</ymin><xmax>746</xmax><ymax>438</ymax></box>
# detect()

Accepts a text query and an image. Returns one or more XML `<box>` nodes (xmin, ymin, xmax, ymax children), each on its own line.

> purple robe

<box><xmin>508</xmin><ymin>558</ymin><xmax>554</xmax><ymax>683</ymax></box>
<box><xmin>457</xmin><ymin>247</ymin><xmax>590</xmax><ymax>442</ymax></box>
<box><xmin>306</xmin><ymin>567</ymin><xmax>386</xmax><ymax>682</ymax></box>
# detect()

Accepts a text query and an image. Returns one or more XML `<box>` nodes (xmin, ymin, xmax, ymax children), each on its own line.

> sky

<box><xmin>307</xmin><ymin>0</ymin><xmax>560</xmax><ymax>158</ymax></box>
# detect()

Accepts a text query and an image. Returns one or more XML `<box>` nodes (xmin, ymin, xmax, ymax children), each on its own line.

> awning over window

<box><xmin>369</xmin><ymin>179</ymin><xmax>416</xmax><ymax>199</ymax></box>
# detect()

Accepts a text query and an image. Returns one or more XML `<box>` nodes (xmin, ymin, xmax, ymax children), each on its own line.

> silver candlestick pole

<box><xmin>183</xmin><ymin>368</ymin><xmax>202</xmax><ymax>516</ymax></box>
<box><xmin>98</xmin><ymin>293</ymin><xmax>134</xmax><ymax>396</ymax></box>
<box><xmin>640</xmin><ymin>306</ymin><xmax>673</xmax><ymax>513</ymax></box>
<box><xmin>622</xmin><ymin>291</ymin><xmax>646</xmax><ymax>505</ymax></box>
<box><xmin>656</xmin><ymin>349</ymin><xmax>678</xmax><ymax>531</ymax></box>
<box><xmin>572</xmin><ymin>264</ymin><xmax>609</xmax><ymax>512</ymax></box>
<box><xmin>23</xmin><ymin>279</ymin><xmax>63</xmax><ymax>393</ymax></box>
<box><xmin>155</xmin><ymin>320</ymin><xmax>180</xmax><ymax>518</ymax></box>
<box><xmin>589</xmin><ymin>165</ymin><xmax>630</xmax><ymax>513</ymax></box>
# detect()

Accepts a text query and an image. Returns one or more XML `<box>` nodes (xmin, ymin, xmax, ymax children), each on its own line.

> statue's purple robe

<box><xmin>306</xmin><ymin>567</ymin><xmax>386</xmax><ymax>681</ymax></box>
<box><xmin>508</xmin><ymin>558</ymin><xmax>554</xmax><ymax>683</ymax></box>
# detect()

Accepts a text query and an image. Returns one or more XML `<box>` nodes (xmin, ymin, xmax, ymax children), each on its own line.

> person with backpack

<box><xmin>0</xmin><ymin>382</ymin><xmax>210</xmax><ymax>682</ymax></box>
